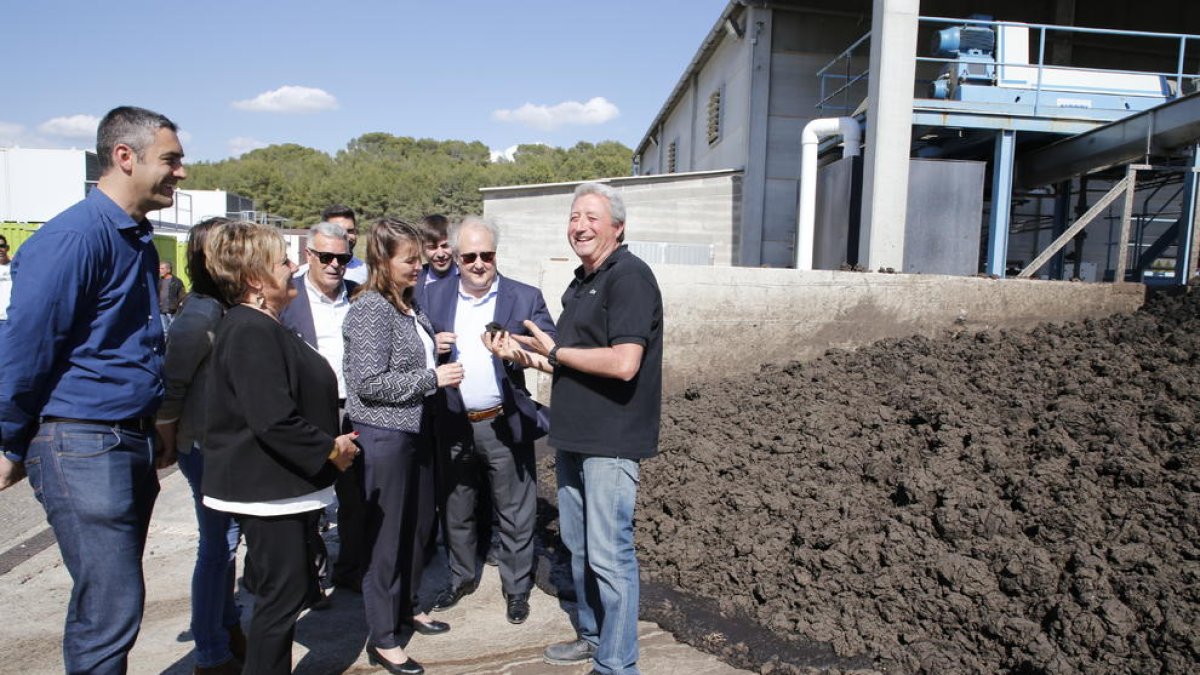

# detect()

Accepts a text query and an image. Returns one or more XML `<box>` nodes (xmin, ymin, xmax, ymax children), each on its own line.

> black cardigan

<box><xmin>202</xmin><ymin>305</ymin><xmax>340</xmax><ymax>503</ymax></box>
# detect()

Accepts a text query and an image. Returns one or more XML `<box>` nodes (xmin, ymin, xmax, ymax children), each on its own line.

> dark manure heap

<box><xmin>636</xmin><ymin>288</ymin><xmax>1200</xmax><ymax>674</ymax></box>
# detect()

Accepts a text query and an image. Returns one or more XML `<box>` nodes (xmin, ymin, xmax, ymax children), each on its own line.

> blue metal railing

<box><xmin>817</xmin><ymin>16</ymin><xmax>1200</xmax><ymax>114</ymax></box>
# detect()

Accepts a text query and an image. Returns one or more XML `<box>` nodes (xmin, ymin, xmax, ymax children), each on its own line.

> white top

<box><xmin>204</xmin><ymin>485</ymin><xmax>335</xmax><ymax>516</ymax></box>
<box><xmin>454</xmin><ymin>279</ymin><xmax>502</xmax><ymax>411</ymax></box>
<box><xmin>408</xmin><ymin>307</ymin><xmax>438</xmax><ymax>396</ymax></box>
<box><xmin>304</xmin><ymin>275</ymin><xmax>351</xmax><ymax>398</ymax></box>
<box><xmin>0</xmin><ymin>262</ymin><xmax>11</xmax><ymax>321</ymax></box>
<box><xmin>342</xmin><ymin>257</ymin><xmax>368</xmax><ymax>284</ymax></box>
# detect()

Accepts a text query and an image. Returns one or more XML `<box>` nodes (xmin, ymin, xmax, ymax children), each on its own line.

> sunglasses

<box><xmin>458</xmin><ymin>251</ymin><xmax>496</xmax><ymax>264</ymax></box>
<box><xmin>308</xmin><ymin>248</ymin><xmax>352</xmax><ymax>266</ymax></box>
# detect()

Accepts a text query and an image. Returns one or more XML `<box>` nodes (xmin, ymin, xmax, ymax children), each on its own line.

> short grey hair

<box><xmin>96</xmin><ymin>106</ymin><xmax>178</xmax><ymax>173</ymax></box>
<box><xmin>449</xmin><ymin>215</ymin><xmax>500</xmax><ymax>251</ymax></box>
<box><xmin>573</xmin><ymin>182</ymin><xmax>626</xmax><ymax>225</ymax></box>
<box><xmin>309</xmin><ymin>220</ymin><xmax>350</xmax><ymax>242</ymax></box>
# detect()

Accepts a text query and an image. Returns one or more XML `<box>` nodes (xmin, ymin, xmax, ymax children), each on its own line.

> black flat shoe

<box><xmin>409</xmin><ymin>617</ymin><xmax>450</xmax><ymax>635</ymax></box>
<box><xmin>366</xmin><ymin>645</ymin><xmax>424</xmax><ymax>675</ymax></box>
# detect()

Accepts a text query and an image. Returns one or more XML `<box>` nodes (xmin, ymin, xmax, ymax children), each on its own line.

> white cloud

<box><xmin>492</xmin><ymin>97</ymin><xmax>619</xmax><ymax>131</ymax></box>
<box><xmin>489</xmin><ymin>142</ymin><xmax>548</xmax><ymax>162</ymax></box>
<box><xmin>232</xmin><ymin>85</ymin><xmax>339</xmax><ymax>113</ymax></box>
<box><xmin>490</xmin><ymin>144</ymin><xmax>520</xmax><ymax>162</ymax></box>
<box><xmin>38</xmin><ymin>114</ymin><xmax>100</xmax><ymax>139</ymax></box>
<box><xmin>0</xmin><ymin>121</ymin><xmax>26</xmax><ymax>146</ymax></box>
<box><xmin>228</xmin><ymin>136</ymin><xmax>268</xmax><ymax>157</ymax></box>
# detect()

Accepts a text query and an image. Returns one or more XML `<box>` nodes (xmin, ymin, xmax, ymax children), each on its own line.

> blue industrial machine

<box><xmin>930</xmin><ymin>19</ymin><xmax>1172</xmax><ymax>116</ymax></box>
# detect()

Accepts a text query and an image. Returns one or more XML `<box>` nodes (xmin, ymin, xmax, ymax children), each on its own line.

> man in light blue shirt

<box><xmin>0</xmin><ymin>106</ymin><xmax>186</xmax><ymax>674</ymax></box>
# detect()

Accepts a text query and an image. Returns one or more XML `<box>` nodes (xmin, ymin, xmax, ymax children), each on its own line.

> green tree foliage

<box><xmin>185</xmin><ymin>134</ymin><xmax>632</xmax><ymax>227</ymax></box>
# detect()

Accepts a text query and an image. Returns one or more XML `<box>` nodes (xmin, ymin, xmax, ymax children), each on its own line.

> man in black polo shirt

<box><xmin>490</xmin><ymin>181</ymin><xmax>663</xmax><ymax>675</ymax></box>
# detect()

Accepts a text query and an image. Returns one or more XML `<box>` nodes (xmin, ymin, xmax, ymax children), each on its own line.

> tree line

<box><xmin>184</xmin><ymin>133</ymin><xmax>633</xmax><ymax>227</ymax></box>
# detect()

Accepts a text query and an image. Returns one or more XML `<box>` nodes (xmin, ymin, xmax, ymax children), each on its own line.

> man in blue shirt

<box><xmin>0</xmin><ymin>106</ymin><xmax>187</xmax><ymax>674</ymax></box>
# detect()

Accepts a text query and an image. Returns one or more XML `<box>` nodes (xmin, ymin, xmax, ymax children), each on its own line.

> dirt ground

<box><xmin>538</xmin><ymin>286</ymin><xmax>1199</xmax><ymax>674</ymax></box>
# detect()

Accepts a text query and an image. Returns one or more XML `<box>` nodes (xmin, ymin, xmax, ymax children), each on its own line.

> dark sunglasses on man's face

<box><xmin>308</xmin><ymin>248</ymin><xmax>352</xmax><ymax>266</ymax></box>
<box><xmin>458</xmin><ymin>251</ymin><xmax>495</xmax><ymax>264</ymax></box>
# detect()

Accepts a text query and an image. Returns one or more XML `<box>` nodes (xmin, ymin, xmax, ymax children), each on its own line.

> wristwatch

<box><xmin>547</xmin><ymin>345</ymin><xmax>561</xmax><ymax>368</ymax></box>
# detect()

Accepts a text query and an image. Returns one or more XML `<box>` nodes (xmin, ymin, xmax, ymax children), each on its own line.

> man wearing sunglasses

<box><xmin>279</xmin><ymin>220</ymin><xmax>367</xmax><ymax>599</ymax></box>
<box><xmin>425</xmin><ymin>216</ymin><xmax>555</xmax><ymax>625</ymax></box>
<box><xmin>320</xmin><ymin>204</ymin><xmax>368</xmax><ymax>284</ymax></box>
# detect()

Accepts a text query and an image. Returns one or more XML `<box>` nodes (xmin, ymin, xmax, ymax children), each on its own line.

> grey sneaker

<box><xmin>543</xmin><ymin>638</ymin><xmax>595</xmax><ymax>665</ymax></box>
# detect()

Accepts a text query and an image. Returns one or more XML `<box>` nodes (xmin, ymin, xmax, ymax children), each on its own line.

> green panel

<box><xmin>153</xmin><ymin>234</ymin><xmax>191</xmax><ymax>290</ymax></box>
<box><xmin>3</xmin><ymin>223</ymin><xmax>191</xmax><ymax>289</ymax></box>
<box><xmin>0</xmin><ymin>223</ymin><xmax>40</xmax><ymax>257</ymax></box>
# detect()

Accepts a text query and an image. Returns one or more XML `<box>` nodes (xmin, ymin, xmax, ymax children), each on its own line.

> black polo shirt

<box><xmin>549</xmin><ymin>245</ymin><xmax>663</xmax><ymax>459</ymax></box>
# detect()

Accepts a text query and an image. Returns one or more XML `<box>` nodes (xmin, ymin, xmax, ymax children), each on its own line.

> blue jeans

<box><xmin>24</xmin><ymin>421</ymin><xmax>160</xmax><ymax>675</ymax></box>
<box><xmin>556</xmin><ymin>450</ymin><xmax>641</xmax><ymax>675</ymax></box>
<box><xmin>178</xmin><ymin>446</ymin><xmax>242</xmax><ymax>667</ymax></box>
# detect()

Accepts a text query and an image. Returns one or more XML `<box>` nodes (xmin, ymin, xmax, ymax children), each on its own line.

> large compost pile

<box><xmin>633</xmin><ymin>287</ymin><xmax>1200</xmax><ymax>673</ymax></box>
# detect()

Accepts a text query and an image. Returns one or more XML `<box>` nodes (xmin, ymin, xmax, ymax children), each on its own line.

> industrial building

<box><xmin>484</xmin><ymin>0</ymin><xmax>1200</xmax><ymax>286</ymax></box>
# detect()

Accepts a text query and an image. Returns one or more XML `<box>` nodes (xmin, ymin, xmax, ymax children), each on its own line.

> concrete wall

<box><xmin>481</xmin><ymin>170</ymin><xmax>742</xmax><ymax>288</ymax></box>
<box><xmin>534</xmin><ymin>260</ymin><xmax>1145</xmax><ymax>397</ymax></box>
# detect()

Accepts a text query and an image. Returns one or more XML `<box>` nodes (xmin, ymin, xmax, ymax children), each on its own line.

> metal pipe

<box><xmin>796</xmin><ymin>116</ymin><xmax>861</xmax><ymax>270</ymax></box>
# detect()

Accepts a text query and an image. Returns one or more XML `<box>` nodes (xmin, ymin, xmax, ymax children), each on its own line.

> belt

<box><xmin>465</xmin><ymin>405</ymin><xmax>503</xmax><ymax>423</ymax></box>
<box><xmin>41</xmin><ymin>416</ymin><xmax>156</xmax><ymax>433</ymax></box>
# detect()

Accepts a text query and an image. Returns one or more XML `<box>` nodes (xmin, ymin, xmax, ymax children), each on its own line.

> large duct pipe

<box><xmin>796</xmin><ymin>117</ymin><xmax>861</xmax><ymax>270</ymax></box>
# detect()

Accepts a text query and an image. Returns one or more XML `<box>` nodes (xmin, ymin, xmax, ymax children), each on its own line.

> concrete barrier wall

<box><xmin>532</xmin><ymin>261</ymin><xmax>1146</xmax><ymax>397</ymax></box>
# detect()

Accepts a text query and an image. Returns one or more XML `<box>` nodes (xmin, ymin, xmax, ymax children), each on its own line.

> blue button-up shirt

<box><xmin>0</xmin><ymin>188</ymin><xmax>165</xmax><ymax>462</ymax></box>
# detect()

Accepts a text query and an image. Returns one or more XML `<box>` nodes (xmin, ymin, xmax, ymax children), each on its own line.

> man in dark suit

<box><xmin>426</xmin><ymin>216</ymin><xmax>555</xmax><ymax>624</ymax></box>
<box><xmin>278</xmin><ymin>221</ymin><xmax>365</xmax><ymax>597</ymax></box>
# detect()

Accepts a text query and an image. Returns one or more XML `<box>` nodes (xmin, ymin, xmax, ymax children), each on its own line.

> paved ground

<box><xmin>0</xmin><ymin>468</ymin><xmax>750</xmax><ymax>675</ymax></box>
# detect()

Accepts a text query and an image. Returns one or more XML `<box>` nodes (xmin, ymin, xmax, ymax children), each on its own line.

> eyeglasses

<box><xmin>458</xmin><ymin>251</ymin><xmax>495</xmax><ymax>264</ymax></box>
<box><xmin>307</xmin><ymin>248</ymin><xmax>352</xmax><ymax>266</ymax></box>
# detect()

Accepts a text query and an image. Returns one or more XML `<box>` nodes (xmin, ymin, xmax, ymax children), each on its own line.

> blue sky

<box><xmin>1</xmin><ymin>1</ymin><xmax>730</xmax><ymax>163</ymax></box>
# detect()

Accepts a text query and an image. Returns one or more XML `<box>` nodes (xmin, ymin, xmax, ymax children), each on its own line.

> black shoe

<box><xmin>409</xmin><ymin>617</ymin><xmax>450</xmax><ymax>635</ymax></box>
<box><xmin>505</xmin><ymin>592</ymin><xmax>530</xmax><ymax>624</ymax></box>
<box><xmin>431</xmin><ymin>581</ymin><xmax>477</xmax><ymax>611</ymax></box>
<box><xmin>543</xmin><ymin>637</ymin><xmax>595</xmax><ymax>665</ymax></box>
<box><xmin>366</xmin><ymin>645</ymin><xmax>424</xmax><ymax>675</ymax></box>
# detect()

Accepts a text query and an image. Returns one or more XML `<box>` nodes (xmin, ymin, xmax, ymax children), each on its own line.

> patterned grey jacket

<box><xmin>343</xmin><ymin>290</ymin><xmax>438</xmax><ymax>432</ymax></box>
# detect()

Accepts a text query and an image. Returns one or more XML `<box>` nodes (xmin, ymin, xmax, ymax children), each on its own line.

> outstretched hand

<box><xmin>512</xmin><ymin>319</ymin><xmax>556</xmax><ymax>357</ymax></box>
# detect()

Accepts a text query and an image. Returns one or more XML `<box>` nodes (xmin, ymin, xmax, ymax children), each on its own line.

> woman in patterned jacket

<box><xmin>343</xmin><ymin>218</ymin><xmax>463</xmax><ymax>675</ymax></box>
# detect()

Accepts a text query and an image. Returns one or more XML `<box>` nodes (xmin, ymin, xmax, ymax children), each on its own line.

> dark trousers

<box><xmin>357</xmin><ymin>421</ymin><xmax>437</xmax><ymax>649</ymax></box>
<box><xmin>332</xmin><ymin>449</ymin><xmax>367</xmax><ymax>586</ymax></box>
<box><xmin>444</xmin><ymin>418</ymin><xmax>537</xmax><ymax>596</ymax></box>
<box><xmin>238</xmin><ymin>510</ymin><xmax>323</xmax><ymax>675</ymax></box>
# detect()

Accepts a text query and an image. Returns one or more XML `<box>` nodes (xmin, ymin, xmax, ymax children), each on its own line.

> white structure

<box><xmin>0</xmin><ymin>148</ymin><xmax>256</xmax><ymax>230</ymax></box>
<box><xmin>0</xmin><ymin>148</ymin><xmax>97</xmax><ymax>223</ymax></box>
<box><xmin>148</xmin><ymin>189</ymin><xmax>255</xmax><ymax>227</ymax></box>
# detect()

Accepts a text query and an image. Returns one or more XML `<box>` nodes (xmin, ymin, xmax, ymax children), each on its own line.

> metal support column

<box><xmin>1050</xmin><ymin>180</ymin><xmax>1071</xmax><ymax>279</ymax></box>
<box><xmin>1174</xmin><ymin>144</ymin><xmax>1200</xmax><ymax>284</ymax></box>
<box><xmin>987</xmin><ymin>130</ymin><xmax>1016</xmax><ymax>276</ymax></box>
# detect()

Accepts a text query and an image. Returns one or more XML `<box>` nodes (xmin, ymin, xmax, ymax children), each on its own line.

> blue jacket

<box><xmin>424</xmin><ymin>274</ymin><xmax>555</xmax><ymax>446</ymax></box>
